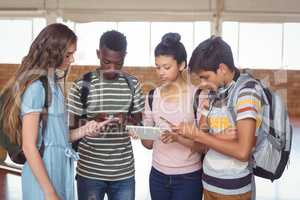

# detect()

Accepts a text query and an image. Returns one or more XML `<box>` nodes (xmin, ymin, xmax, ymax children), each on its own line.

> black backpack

<box><xmin>0</xmin><ymin>76</ymin><xmax>50</xmax><ymax>164</ymax></box>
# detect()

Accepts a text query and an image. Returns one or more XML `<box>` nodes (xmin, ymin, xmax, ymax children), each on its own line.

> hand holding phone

<box><xmin>160</xmin><ymin>116</ymin><xmax>176</xmax><ymax>127</ymax></box>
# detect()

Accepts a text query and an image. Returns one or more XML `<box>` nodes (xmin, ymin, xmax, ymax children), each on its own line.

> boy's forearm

<box><xmin>194</xmin><ymin>128</ymin><xmax>254</xmax><ymax>161</ymax></box>
<box><xmin>214</xmin><ymin>131</ymin><xmax>237</xmax><ymax>141</ymax></box>
<box><xmin>195</xmin><ymin>132</ymin><xmax>247</xmax><ymax>161</ymax></box>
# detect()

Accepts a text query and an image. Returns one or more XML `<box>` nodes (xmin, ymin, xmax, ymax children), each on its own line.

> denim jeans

<box><xmin>149</xmin><ymin>167</ymin><xmax>203</xmax><ymax>200</ymax></box>
<box><xmin>77</xmin><ymin>175</ymin><xmax>135</xmax><ymax>200</ymax></box>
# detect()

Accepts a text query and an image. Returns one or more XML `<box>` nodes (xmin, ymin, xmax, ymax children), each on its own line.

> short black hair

<box><xmin>99</xmin><ymin>30</ymin><xmax>127</xmax><ymax>52</ymax></box>
<box><xmin>154</xmin><ymin>32</ymin><xmax>187</xmax><ymax>66</ymax></box>
<box><xmin>188</xmin><ymin>36</ymin><xmax>236</xmax><ymax>73</ymax></box>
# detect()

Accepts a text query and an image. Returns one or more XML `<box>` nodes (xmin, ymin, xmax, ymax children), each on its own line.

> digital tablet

<box><xmin>126</xmin><ymin>125</ymin><xmax>162</xmax><ymax>140</ymax></box>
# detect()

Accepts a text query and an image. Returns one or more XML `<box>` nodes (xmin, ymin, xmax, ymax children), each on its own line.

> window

<box><xmin>0</xmin><ymin>19</ymin><xmax>211</xmax><ymax>66</ymax></box>
<box><xmin>74</xmin><ymin>22</ymin><xmax>117</xmax><ymax>65</ymax></box>
<box><xmin>118</xmin><ymin>22</ymin><xmax>150</xmax><ymax>66</ymax></box>
<box><xmin>222</xmin><ymin>22</ymin><xmax>239</xmax><ymax>66</ymax></box>
<box><xmin>222</xmin><ymin>21</ymin><xmax>300</xmax><ymax>69</ymax></box>
<box><xmin>32</xmin><ymin>18</ymin><xmax>47</xmax><ymax>40</ymax></box>
<box><xmin>194</xmin><ymin>21</ymin><xmax>212</xmax><ymax>48</ymax></box>
<box><xmin>283</xmin><ymin>23</ymin><xmax>300</xmax><ymax>69</ymax></box>
<box><xmin>0</xmin><ymin>18</ymin><xmax>46</xmax><ymax>63</ymax></box>
<box><xmin>239</xmin><ymin>23</ymin><xmax>282</xmax><ymax>68</ymax></box>
<box><xmin>150</xmin><ymin>22</ymin><xmax>194</xmax><ymax>65</ymax></box>
<box><xmin>61</xmin><ymin>21</ymin><xmax>211</xmax><ymax>66</ymax></box>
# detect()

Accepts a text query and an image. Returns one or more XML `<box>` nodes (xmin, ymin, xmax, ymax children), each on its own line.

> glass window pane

<box><xmin>283</xmin><ymin>23</ymin><xmax>300</xmax><ymax>69</ymax></box>
<box><xmin>0</xmin><ymin>20</ymin><xmax>32</xmax><ymax>63</ymax></box>
<box><xmin>222</xmin><ymin>22</ymin><xmax>239</xmax><ymax>67</ymax></box>
<box><xmin>150</xmin><ymin>22</ymin><xmax>194</xmax><ymax>65</ymax></box>
<box><xmin>74</xmin><ymin>22</ymin><xmax>117</xmax><ymax>65</ymax></box>
<box><xmin>32</xmin><ymin>18</ymin><xmax>47</xmax><ymax>40</ymax></box>
<box><xmin>194</xmin><ymin>21</ymin><xmax>211</xmax><ymax>47</ymax></box>
<box><xmin>118</xmin><ymin>22</ymin><xmax>150</xmax><ymax>66</ymax></box>
<box><xmin>56</xmin><ymin>18</ymin><xmax>75</xmax><ymax>31</ymax></box>
<box><xmin>239</xmin><ymin>23</ymin><xmax>283</xmax><ymax>68</ymax></box>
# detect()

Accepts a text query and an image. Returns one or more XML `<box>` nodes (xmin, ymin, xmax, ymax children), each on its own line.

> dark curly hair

<box><xmin>100</xmin><ymin>30</ymin><xmax>127</xmax><ymax>53</ymax></box>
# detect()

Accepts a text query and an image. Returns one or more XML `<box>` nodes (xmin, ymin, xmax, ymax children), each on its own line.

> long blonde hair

<box><xmin>0</xmin><ymin>23</ymin><xmax>77</xmax><ymax>145</ymax></box>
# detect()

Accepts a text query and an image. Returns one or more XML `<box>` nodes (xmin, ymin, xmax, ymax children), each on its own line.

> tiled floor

<box><xmin>1</xmin><ymin>125</ymin><xmax>299</xmax><ymax>200</ymax></box>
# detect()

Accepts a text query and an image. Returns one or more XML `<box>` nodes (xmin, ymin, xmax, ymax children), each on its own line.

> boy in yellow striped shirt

<box><xmin>174</xmin><ymin>36</ymin><xmax>262</xmax><ymax>200</ymax></box>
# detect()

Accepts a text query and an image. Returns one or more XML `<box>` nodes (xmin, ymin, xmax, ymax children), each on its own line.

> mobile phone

<box><xmin>159</xmin><ymin>116</ymin><xmax>175</xmax><ymax>127</ymax></box>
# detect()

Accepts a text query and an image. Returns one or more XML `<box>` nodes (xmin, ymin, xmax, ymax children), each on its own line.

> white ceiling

<box><xmin>0</xmin><ymin>0</ymin><xmax>300</xmax><ymax>22</ymax></box>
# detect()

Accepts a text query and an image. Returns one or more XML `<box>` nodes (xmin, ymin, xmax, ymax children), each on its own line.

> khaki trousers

<box><xmin>203</xmin><ymin>189</ymin><xmax>252</xmax><ymax>200</ymax></box>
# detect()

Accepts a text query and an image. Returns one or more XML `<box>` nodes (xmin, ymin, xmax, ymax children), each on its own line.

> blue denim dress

<box><xmin>21</xmin><ymin>80</ymin><xmax>78</xmax><ymax>200</ymax></box>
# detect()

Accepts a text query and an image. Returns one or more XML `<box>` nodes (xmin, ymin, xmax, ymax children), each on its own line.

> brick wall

<box><xmin>1</xmin><ymin>64</ymin><xmax>300</xmax><ymax>117</ymax></box>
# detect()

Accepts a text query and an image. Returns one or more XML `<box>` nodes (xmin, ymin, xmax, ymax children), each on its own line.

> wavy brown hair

<box><xmin>0</xmin><ymin>23</ymin><xmax>77</xmax><ymax>145</ymax></box>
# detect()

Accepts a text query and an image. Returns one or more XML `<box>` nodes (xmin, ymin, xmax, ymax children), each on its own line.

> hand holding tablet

<box><xmin>126</xmin><ymin>117</ymin><xmax>176</xmax><ymax>140</ymax></box>
<box><xmin>126</xmin><ymin>125</ymin><xmax>162</xmax><ymax>140</ymax></box>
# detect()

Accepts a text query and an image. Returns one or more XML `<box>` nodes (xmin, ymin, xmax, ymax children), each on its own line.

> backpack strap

<box><xmin>123</xmin><ymin>74</ymin><xmax>136</xmax><ymax>116</ymax></box>
<box><xmin>122</xmin><ymin>74</ymin><xmax>141</xmax><ymax>125</ymax></box>
<box><xmin>227</xmin><ymin>74</ymin><xmax>259</xmax><ymax>124</ymax></box>
<box><xmin>148</xmin><ymin>88</ymin><xmax>155</xmax><ymax>111</ymax></box>
<box><xmin>193</xmin><ymin>88</ymin><xmax>202</xmax><ymax>127</ymax></box>
<box><xmin>192</xmin><ymin>88</ymin><xmax>206</xmax><ymax>162</ymax></box>
<box><xmin>262</xmin><ymin>87</ymin><xmax>276</xmax><ymax>138</ymax></box>
<box><xmin>70</xmin><ymin>73</ymin><xmax>93</xmax><ymax>152</ymax></box>
<box><xmin>80</xmin><ymin>72</ymin><xmax>93</xmax><ymax>118</ymax></box>
<box><xmin>225</xmin><ymin>74</ymin><xmax>260</xmax><ymax>172</ymax></box>
<box><xmin>39</xmin><ymin>76</ymin><xmax>51</xmax><ymax>158</ymax></box>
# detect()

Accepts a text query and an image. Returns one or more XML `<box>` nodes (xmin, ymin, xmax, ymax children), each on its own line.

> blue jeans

<box><xmin>150</xmin><ymin>167</ymin><xmax>203</xmax><ymax>200</ymax></box>
<box><xmin>77</xmin><ymin>175</ymin><xmax>135</xmax><ymax>200</ymax></box>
